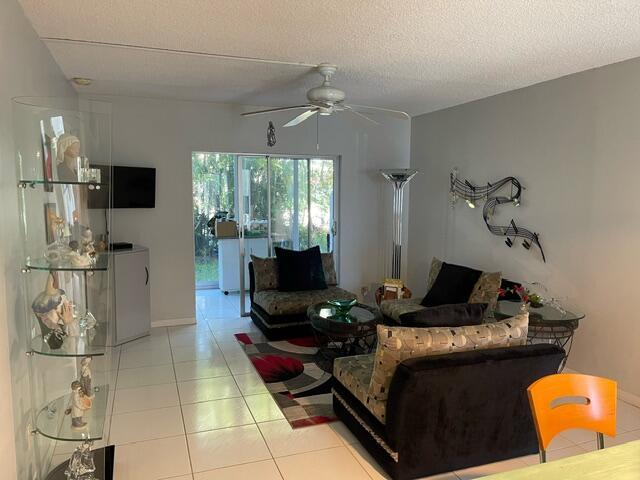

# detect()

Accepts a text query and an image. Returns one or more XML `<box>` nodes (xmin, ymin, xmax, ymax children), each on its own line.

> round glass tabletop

<box><xmin>308</xmin><ymin>302</ymin><xmax>381</xmax><ymax>337</ymax></box>
<box><xmin>494</xmin><ymin>300</ymin><xmax>584</xmax><ymax>328</ymax></box>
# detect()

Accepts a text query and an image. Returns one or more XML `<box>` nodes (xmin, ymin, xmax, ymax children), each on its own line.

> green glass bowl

<box><xmin>327</xmin><ymin>299</ymin><xmax>357</xmax><ymax>317</ymax></box>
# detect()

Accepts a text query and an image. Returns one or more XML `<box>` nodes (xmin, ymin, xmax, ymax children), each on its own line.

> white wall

<box><xmin>0</xmin><ymin>0</ymin><xmax>77</xmax><ymax>478</ymax></box>
<box><xmin>408</xmin><ymin>56</ymin><xmax>640</xmax><ymax>397</ymax></box>
<box><xmin>84</xmin><ymin>95</ymin><xmax>410</xmax><ymax>323</ymax></box>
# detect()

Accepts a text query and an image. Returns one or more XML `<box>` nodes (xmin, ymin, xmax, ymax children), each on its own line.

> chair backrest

<box><xmin>527</xmin><ymin>373</ymin><xmax>617</xmax><ymax>451</ymax></box>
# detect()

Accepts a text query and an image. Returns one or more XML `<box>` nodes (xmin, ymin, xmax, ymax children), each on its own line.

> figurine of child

<box><xmin>68</xmin><ymin>381</ymin><xmax>92</xmax><ymax>430</ymax></box>
<box><xmin>79</xmin><ymin>357</ymin><xmax>93</xmax><ymax>398</ymax></box>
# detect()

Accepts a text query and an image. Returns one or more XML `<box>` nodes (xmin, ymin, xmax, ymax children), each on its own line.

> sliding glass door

<box><xmin>237</xmin><ymin>155</ymin><xmax>338</xmax><ymax>315</ymax></box>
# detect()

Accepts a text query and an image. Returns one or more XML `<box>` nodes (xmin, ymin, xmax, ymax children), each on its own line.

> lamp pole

<box><xmin>380</xmin><ymin>169</ymin><xmax>418</xmax><ymax>279</ymax></box>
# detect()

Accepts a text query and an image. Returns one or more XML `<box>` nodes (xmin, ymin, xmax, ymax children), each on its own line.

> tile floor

<box><xmin>98</xmin><ymin>289</ymin><xmax>640</xmax><ymax>479</ymax></box>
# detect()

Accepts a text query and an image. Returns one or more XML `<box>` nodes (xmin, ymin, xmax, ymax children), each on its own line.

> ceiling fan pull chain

<box><xmin>316</xmin><ymin>113</ymin><xmax>320</xmax><ymax>151</ymax></box>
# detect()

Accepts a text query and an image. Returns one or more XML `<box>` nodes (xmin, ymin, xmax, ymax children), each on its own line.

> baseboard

<box><xmin>151</xmin><ymin>317</ymin><xmax>196</xmax><ymax>328</ymax></box>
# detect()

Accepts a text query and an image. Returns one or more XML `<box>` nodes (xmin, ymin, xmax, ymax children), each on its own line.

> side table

<box><xmin>493</xmin><ymin>300</ymin><xmax>584</xmax><ymax>371</ymax></box>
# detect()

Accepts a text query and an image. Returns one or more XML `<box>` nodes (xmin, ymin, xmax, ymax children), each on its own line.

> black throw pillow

<box><xmin>275</xmin><ymin>246</ymin><xmax>327</xmax><ymax>292</ymax></box>
<box><xmin>421</xmin><ymin>262</ymin><xmax>482</xmax><ymax>307</ymax></box>
<box><xmin>400</xmin><ymin>303</ymin><xmax>488</xmax><ymax>328</ymax></box>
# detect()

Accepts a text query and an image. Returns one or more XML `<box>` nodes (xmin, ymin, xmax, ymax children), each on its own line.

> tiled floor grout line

<box><xmin>166</xmin><ymin>328</ymin><xmax>196</xmax><ymax>478</ymax></box>
<box><xmin>206</xmin><ymin>315</ymin><xmax>288</xmax><ymax>480</ymax></box>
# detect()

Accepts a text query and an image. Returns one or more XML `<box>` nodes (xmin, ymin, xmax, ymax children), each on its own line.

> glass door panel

<box><xmin>310</xmin><ymin>159</ymin><xmax>335</xmax><ymax>253</ymax></box>
<box><xmin>192</xmin><ymin>152</ymin><xmax>235</xmax><ymax>289</ymax></box>
<box><xmin>238</xmin><ymin>156</ymin><xmax>269</xmax><ymax>315</ymax></box>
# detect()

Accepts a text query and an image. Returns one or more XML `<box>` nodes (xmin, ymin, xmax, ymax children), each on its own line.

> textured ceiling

<box><xmin>19</xmin><ymin>0</ymin><xmax>640</xmax><ymax>116</ymax></box>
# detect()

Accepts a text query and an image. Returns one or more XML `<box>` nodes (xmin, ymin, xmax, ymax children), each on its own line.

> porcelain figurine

<box><xmin>79</xmin><ymin>357</ymin><xmax>93</xmax><ymax>398</ymax></box>
<box><xmin>64</xmin><ymin>441</ymin><xmax>96</xmax><ymax>480</ymax></box>
<box><xmin>68</xmin><ymin>380</ymin><xmax>92</xmax><ymax>430</ymax></box>
<box><xmin>31</xmin><ymin>274</ymin><xmax>72</xmax><ymax>349</ymax></box>
<box><xmin>68</xmin><ymin>250</ymin><xmax>93</xmax><ymax>268</ymax></box>
<box><xmin>56</xmin><ymin>134</ymin><xmax>81</xmax><ymax>182</ymax></box>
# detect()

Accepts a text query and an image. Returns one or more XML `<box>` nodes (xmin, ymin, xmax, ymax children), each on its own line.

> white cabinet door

<box><xmin>114</xmin><ymin>249</ymin><xmax>150</xmax><ymax>343</ymax></box>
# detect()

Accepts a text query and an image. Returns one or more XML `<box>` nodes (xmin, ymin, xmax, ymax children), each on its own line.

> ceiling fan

<box><xmin>241</xmin><ymin>63</ymin><xmax>410</xmax><ymax>127</ymax></box>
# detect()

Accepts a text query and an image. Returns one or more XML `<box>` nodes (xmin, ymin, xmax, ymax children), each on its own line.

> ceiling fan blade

<box><xmin>241</xmin><ymin>105</ymin><xmax>311</xmax><ymax>117</ymax></box>
<box><xmin>347</xmin><ymin>104</ymin><xmax>410</xmax><ymax>119</ymax></box>
<box><xmin>343</xmin><ymin>106</ymin><xmax>379</xmax><ymax>125</ymax></box>
<box><xmin>283</xmin><ymin>109</ymin><xmax>318</xmax><ymax>127</ymax></box>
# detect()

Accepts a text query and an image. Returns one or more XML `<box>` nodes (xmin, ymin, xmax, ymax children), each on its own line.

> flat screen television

<box><xmin>88</xmin><ymin>165</ymin><xmax>156</xmax><ymax>209</ymax></box>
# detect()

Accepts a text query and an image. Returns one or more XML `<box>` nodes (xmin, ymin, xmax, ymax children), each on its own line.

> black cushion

<box><xmin>421</xmin><ymin>262</ymin><xmax>482</xmax><ymax>307</ymax></box>
<box><xmin>399</xmin><ymin>303</ymin><xmax>487</xmax><ymax>327</ymax></box>
<box><xmin>275</xmin><ymin>246</ymin><xmax>327</xmax><ymax>292</ymax></box>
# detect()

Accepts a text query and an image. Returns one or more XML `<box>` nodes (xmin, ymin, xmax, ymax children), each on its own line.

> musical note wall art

<box><xmin>449</xmin><ymin>168</ymin><xmax>546</xmax><ymax>262</ymax></box>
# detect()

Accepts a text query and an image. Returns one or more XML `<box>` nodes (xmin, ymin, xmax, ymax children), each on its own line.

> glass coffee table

<box><xmin>493</xmin><ymin>300</ymin><xmax>584</xmax><ymax>371</ymax></box>
<box><xmin>307</xmin><ymin>302</ymin><xmax>382</xmax><ymax>371</ymax></box>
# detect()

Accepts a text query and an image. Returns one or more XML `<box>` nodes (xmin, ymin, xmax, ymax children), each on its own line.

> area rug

<box><xmin>235</xmin><ymin>332</ymin><xmax>337</xmax><ymax>428</ymax></box>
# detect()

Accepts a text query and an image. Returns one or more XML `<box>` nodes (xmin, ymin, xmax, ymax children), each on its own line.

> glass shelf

<box><xmin>26</xmin><ymin>255</ymin><xmax>109</xmax><ymax>272</ymax></box>
<box><xmin>36</xmin><ymin>385</ymin><xmax>109</xmax><ymax>442</ymax></box>
<box><xmin>30</xmin><ymin>326</ymin><xmax>107</xmax><ymax>358</ymax></box>
<box><xmin>19</xmin><ymin>179</ymin><xmax>108</xmax><ymax>188</ymax></box>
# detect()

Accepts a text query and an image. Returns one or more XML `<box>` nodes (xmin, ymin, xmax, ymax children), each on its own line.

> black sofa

<box><xmin>332</xmin><ymin>344</ymin><xmax>565</xmax><ymax>480</ymax></box>
<box><xmin>248</xmin><ymin>262</ymin><xmax>357</xmax><ymax>340</ymax></box>
<box><xmin>249</xmin><ymin>261</ymin><xmax>313</xmax><ymax>339</ymax></box>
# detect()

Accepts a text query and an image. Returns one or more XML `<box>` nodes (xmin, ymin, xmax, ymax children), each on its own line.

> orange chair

<box><xmin>527</xmin><ymin>373</ymin><xmax>617</xmax><ymax>463</ymax></box>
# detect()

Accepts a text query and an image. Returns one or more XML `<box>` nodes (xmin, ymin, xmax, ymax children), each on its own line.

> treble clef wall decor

<box><xmin>449</xmin><ymin>168</ymin><xmax>546</xmax><ymax>262</ymax></box>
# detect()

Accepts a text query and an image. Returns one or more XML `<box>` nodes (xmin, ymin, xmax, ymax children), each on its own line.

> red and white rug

<box><xmin>235</xmin><ymin>332</ymin><xmax>337</xmax><ymax>428</ymax></box>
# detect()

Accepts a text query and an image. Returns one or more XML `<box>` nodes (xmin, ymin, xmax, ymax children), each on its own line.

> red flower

<box><xmin>498</xmin><ymin>288</ymin><xmax>507</xmax><ymax>297</ymax></box>
<box><xmin>251</xmin><ymin>355</ymin><xmax>304</xmax><ymax>383</ymax></box>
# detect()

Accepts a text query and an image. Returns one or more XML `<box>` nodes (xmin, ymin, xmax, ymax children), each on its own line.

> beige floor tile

<box><xmin>216</xmin><ymin>341</ymin><xmax>246</xmax><ymax>357</ymax></box>
<box><xmin>521</xmin><ymin>445</ymin><xmax>589</xmax><ymax>466</ymax></box>
<box><xmin>345</xmin><ymin>442</ymin><xmax>390</xmax><ymax>480</ymax></box>
<box><xmin>193</xmin><ymin>459</ymin><xmax>282</xmax><ymax>480</ymax></box>
<box><xmin>178</xmin><ymin>376</ymin><xmax>242</xmax><ymax>404</ymax></box>
<box><xmin>234</xmin><ymin>371</ymin><xmax>268</xmax><ymax>395</ymax></box>
<box><xmin>187</xmin><ymin>424</ymin><xmax>271</xmax><ymax>472</ymax></box>
<box><xmin>159</xmin><ymin>476</ymin><xmax>193</xmax><ymax>480</ymax></box>
<box><xmin>174</xmin><ymin>358</ymin><xmax>231</xmax><ymax>381</ymax></box>
<box><xmin>456</xmin><ymin>457</ymin><xmax>530</xmax><ymax>479</ymax></box>
<box><xmin>119</xmin><ymin>347</ymin><xmax>174</xmax><ymax>369</ymax></box>
<box><xmin>578</xmin><ymin>428</ymin><xmax>640</xmax><ymax>451</ymax></box>
<box><xmin>113</xmin><ymin>383</ymin><xmax>180</xmax><ymax>414</ymax></box>
<box><xmin>172</xmin><ymin>344</ymin><xmax>224</xmax><ymax>363</ymax></box>
<box><xmin>244</xmin><ymin>393</ymin><xmax>285</xmax><ymax>423</ymax></box>
<box><xmin>258</xmin><ymin>419</ymin><xmax>343</xmax><ymax>457</ymax></box>
<box><xmin>170</xmin><ymin>333</ymin><xmax>217</xmax><ymax>349</ymax></box>
<box><xmin>117</xmin><ymin>364</ymin><xmax>176</xmax><ymax>389</ymax></box>
<box><xmin>224</xmin><ymin>354</ymin><xmax>256</xmax><ymax>375</ymax></box>
<box><xmin>329</xmin><ymin>421</ymin><xmax>359</xmax><ymax>445</ymax></box>
<box><xmin>275</xmin><ymin>446</ymin><xmax>370</xmax><ymax>480</ymax></box>
<box><xmin>182</xmin><ymin>397</ymin><xmax>255</xmax><ymax>433</ymax></box>
<box><xmin>114</xmin><ymin>435</ymin><xmax>191</xmax><ymax>480</ymax></box>
<box><xmin>110</xmin><ymin>406</ymin><xmax>184</xmax><ymax>445</ymax></box>
<box><xmin>617</xmin><ymin>401</ymin><xmax>640</xmax><ymax>432</ymax></box>
<box><xmin>121</xmin><ymin>335</ymin><xmax>170</xmax><ymax>352</ymax></box>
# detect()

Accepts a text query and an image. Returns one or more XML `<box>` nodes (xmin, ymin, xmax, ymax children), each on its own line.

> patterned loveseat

<box><xmin>248</xmin><ymin>253</ymin><xmax>357</xmax><ymax>340</ymax></box>
<box><xmin>331</xmin><ymin>316</ymin><xmax>565</xmax><ymax>480</ymax></box>
<box><xmin>380</xmin><ymin>257</ymin><xmax>501</xmax><ymax>325</ymax></box>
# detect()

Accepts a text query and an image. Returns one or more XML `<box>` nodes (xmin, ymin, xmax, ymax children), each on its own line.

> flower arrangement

<box><xmin>498</xmin><ymin>284</ymin><xmax>544</xmax><ymax>308</ymax></box>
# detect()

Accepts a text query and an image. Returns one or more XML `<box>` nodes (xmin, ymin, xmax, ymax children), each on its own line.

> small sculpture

<box><xmin>56</xmin><ymin>134</ymin><xmax>81</xmax><ymax>182</ymax></box>
<box><xmin>31</xmin><ymin>274</ymin><xmax>74</xmax><ymax>349</ymax></box>
<box><xmin>67</xmin><ymin>380</ymin><xmax>92</xmax><ymax>430</ymax></box>
<box><xmin>79</xmin><ymin>357</ymin><xmax>93</xmax><ymax>398</ymax></box>
<box><xmin>64</xmin><ymin>441</ymin><xmax>96</xmax><ymax>480</ymax></box>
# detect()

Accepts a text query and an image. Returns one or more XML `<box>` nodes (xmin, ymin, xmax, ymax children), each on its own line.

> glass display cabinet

<box><xmin>13</xmin><ymin>98</ymin><xmax>115</xmax><ymax>479</ymax></box>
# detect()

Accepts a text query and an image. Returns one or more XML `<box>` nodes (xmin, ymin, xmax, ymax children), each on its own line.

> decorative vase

<box><xmin>327</xmin><ymin>299</ymin><xmax>357</xmax><ymax>319</ymax></box>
